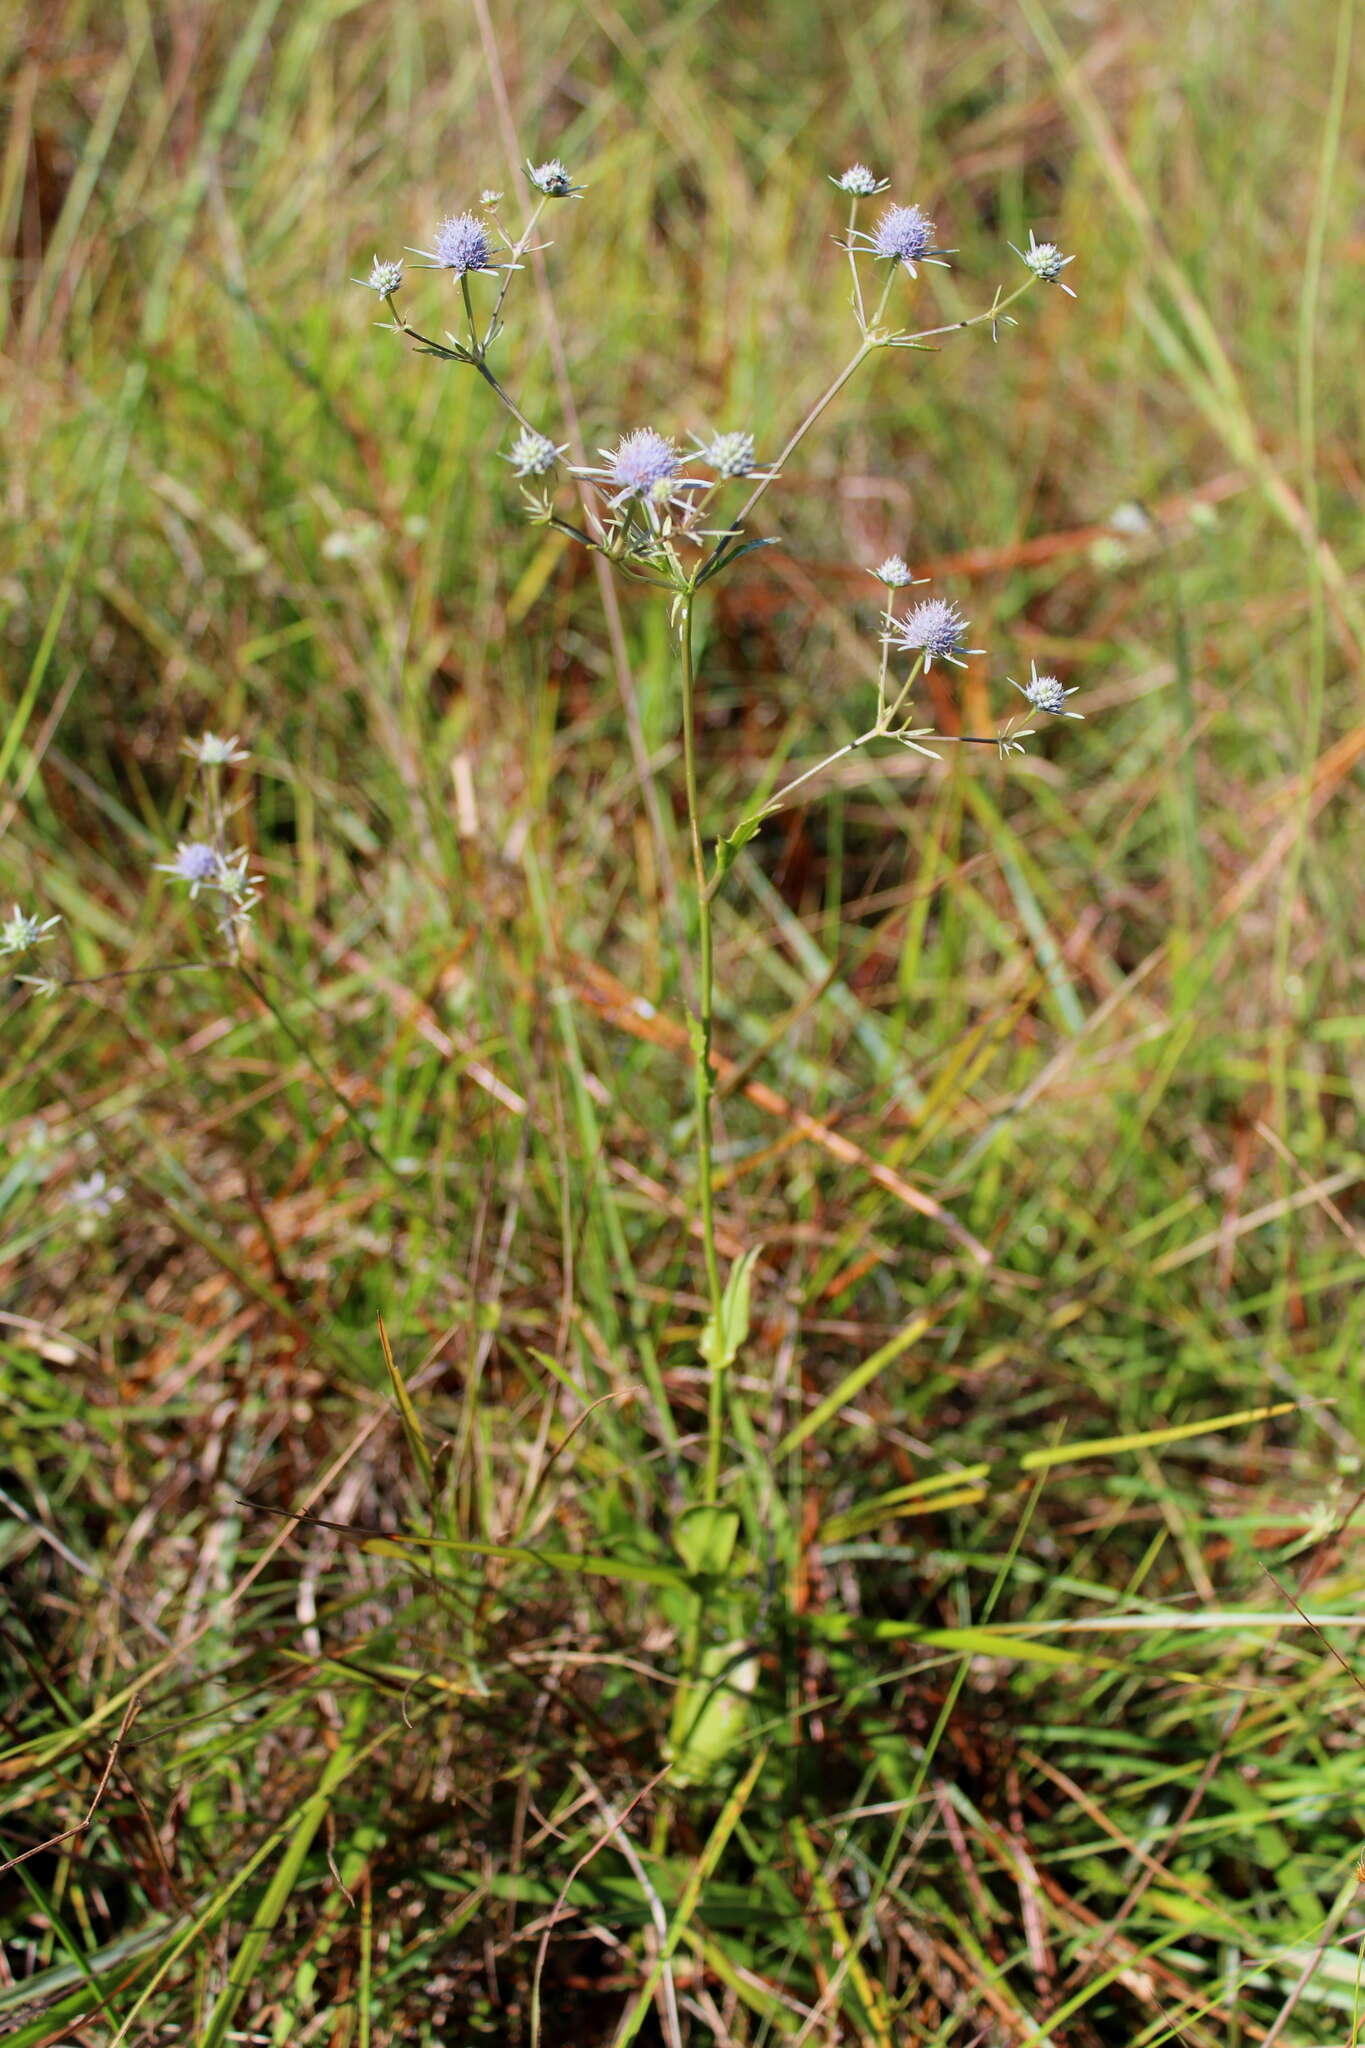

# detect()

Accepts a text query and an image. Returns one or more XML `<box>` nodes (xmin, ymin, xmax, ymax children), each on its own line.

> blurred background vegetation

<box><xmin>2</xmin><ymin>0</ymin><xmax>1364</xmax><ymax>2041</ymax></box>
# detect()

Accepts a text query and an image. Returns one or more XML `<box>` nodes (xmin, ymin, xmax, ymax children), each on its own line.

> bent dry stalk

<box><xmin>349</xmin><ymin>156</ymin><xmax>1083</xmax><ymax>1515</ymax></box>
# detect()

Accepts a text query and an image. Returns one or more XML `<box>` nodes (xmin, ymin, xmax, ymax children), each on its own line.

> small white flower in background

<box><xmin>854</xmin><ymin>203</ymin><xmax>953</xmax><ymax>276</ymax></box>
<box><xmin>1011</xmin><ymin>659</ymin><xmax>1083</xmax><ymax>718</ymax></box>
<box><xmin>526</xmin><ymin>159</ymin><xmax>583</xmax><ymax>199</ymax></box>
<box><xmin>0</xmin><ymin>906</ymin><xmax>60</xmax><ymax>958</ymax></box>
<box><xmin>354</xmin><ymin>256</ymin><xmax>403</xmax><ymax>297</ymax></box>
<box><xmin>871</xmin><ymin>554</ymin><xmax>922</xmax><ymax>590</ymax></box>
<box><xmin>505</xmin><ymin>428</ymin><xmax>567</xmax><ymax>478</ymax></box>
<box><xmin>885</xmin><ymin>596</ymin><xmax>981</xmax><ymax>670</ymax></box>
<box><xmin>68</xmin><ymin>1169</ymin><xmax>124</xmax><ymax>1219</ymax></box>
<box><xmin>480</xmin><ymin>189</ymin><xmax>504</xmax><ymax>207</ymax></box>
<box><xmin>183</xmin><ymin>732</ymin><xmax>249</xmax><ymax>768</ymax></box>
<box><xmin>1012</xmin><ymin>229</ymin><xmax>1076</xmax><ymax>296</ymax></box>
<box><xmin>214</xmin><ymin>848</ymin><xmax>261</xmax><ymax>907</ymax></box>
<box><xmin>832</xmin><ymin>164</ymin><xmax>889</xmax><ymax>197</ymax></box>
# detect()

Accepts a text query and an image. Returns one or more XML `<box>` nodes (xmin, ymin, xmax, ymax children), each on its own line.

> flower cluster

<box><xmin>354</xmin><ymin>166</ymin><xmax>1083</xmax><ymax>777</ymax></box>
<box><xmin>158</xmin><ymin>734</ymin><xmax>261</xmax><ymax>957</ymax></box>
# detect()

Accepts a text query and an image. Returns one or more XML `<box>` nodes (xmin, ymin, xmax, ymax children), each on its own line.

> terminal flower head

<box><xmin>1011</xmin><ymin>660</ymin><xmax>1083</xmax><ymax>717</ymax></box>
<box><xmin>415</xmin><ymin>213</ymin><xmax>505</xmax><ymax>276</ymax></box>
<box><xmin>832</xmin><ymin>164</ymin><xmax>888</xmax><ymax>197</ymax></box>
<box><xmin>184</xmin><ymin>732</ymin><xmax>249</xmax><ymax>768</ymax></box>
<box><xmin>1012</xmin><ymin>229</ymin><xmax>1076</xmax><ymax>296</ymax></box>
<box><xmin>886</xmin><ymin>596</ymin><xmax>980</xmax><ymax>670</ymax></box>
<box><xmin>527</xmin><ymin>159</ymin><xmax>583</xmax><ymax>199</ymax></box>
<box><xmin>854</xmin><ymin>203</ymin><xmax>952</xmax><ymax>276</ymax></box>
<box><xmin>355</xmin><ymin>256</ymin><xmax>403</xmax><ymax>297</ymax></box>
<box><xmin>0</xmin><ymin>905</ymin><xmax>60</xmax><ymax>957</ymax></box>
<box><xmin>872</xmin><ymin>554</ymin><xmax>921</xmax><ymax>590</ymax></box>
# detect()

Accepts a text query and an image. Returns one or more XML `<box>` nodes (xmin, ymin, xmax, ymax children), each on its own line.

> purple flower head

<box><xmin>1013</xmin><ymin>229</ymin><xmax>1076</xmax><ymax>294</ymax></box>
<box><xmin>1011</xmin><ymin>660</ymin><xmax>1082</xmax><ymax>718</ymax></box>
<box><xmin>833</xmin><ymin>164</ymin><xmax>887</xmax><ymax>197</ymax></box>
<box><xmin>873</xmin><ymin>554</ymin><xmax>915</xmax><ymax>589</ymax></box>
<box><xmin>429</xmin><ymin>214</ymin><xmax>497</xmax><ymax>275</ymax></box>
<box><xmin>163</xmin><ymin>841</ymin><xmax>221</xmax><ymax>885</ymax></box>
<box><xmin>886</xmin><ymin>597</ymin><xmax>979</xmax><ymax>670</ymax></box>
<box><xmin>607</xmin><ymin>429</ymin><xmax>681</xmax><ymax>496</ymax></box>
<box><xmin>870</xmin><ymin>204</ymin><xmax>937</xmax><ymax>266</ymax></box>
<box><xmin>575</xmin><ymin>428</ymin><xmax>708</xmax><ymax>519</ymax></box>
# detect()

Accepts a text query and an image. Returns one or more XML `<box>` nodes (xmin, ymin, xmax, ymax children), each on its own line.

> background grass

<box><xmin>3</xmin><ymin>0</ymin><xmax>1365</xmax><ymax>2041</ymax></box>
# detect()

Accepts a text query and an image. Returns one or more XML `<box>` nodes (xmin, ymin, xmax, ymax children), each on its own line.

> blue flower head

<box><xmin>1011</xmin><ymin>660</ymin><xmax>1082</xmax><ymax>717</ymax></box>
<box><xmin>862</xmin><ymin>202</ymin><xmax>950</xmax><ymax>276</ymax></box>
<box><xmin>886</xmin><ymin>597</ymin><xmax>980</xmax><ymax>670</ymax></box>
<box><xmin>574</xmin><ymin>428</ymin><xmax>708</xmax><ymax>519</ymax></box>
<box><xmin>609</xmin><ymin>429</ymin><xmax>680</xmax><ymax>495</ymax></box>
<box><xmin>161</xmin><ymin>841</ymin><xmax>221</xmax><ymax>888</ymax></box>
<box><xmin>423</xmin><ymin>214</ymin><xmax>499</xmax><ymax>275</ymax></box>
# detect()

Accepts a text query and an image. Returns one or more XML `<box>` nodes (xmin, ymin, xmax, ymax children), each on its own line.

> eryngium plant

<box><xmin>359</xmin><ymin>158</ymin><xmax>1081</xmax><ymax>1525</ymax></box>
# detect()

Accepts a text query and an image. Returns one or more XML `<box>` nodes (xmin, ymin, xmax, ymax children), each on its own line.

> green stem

<box><xmin>677</xmin><ymin>593</ymin><xmax>726</xmax><ymax>1503</ymax></box>
<box><xmin>473</xmin><ymin>360</ymin><xmax>537</xmax><ymax>435</ymax></box>
<box><xmin>846</xmin><ymin>196</ymin><xmax>866</xmax><ymax>329</ymax></box>
<box><xmin>901</xmin><ymin>274</ymin><xmax>1036</xmax><ymax>347</ymax></box>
